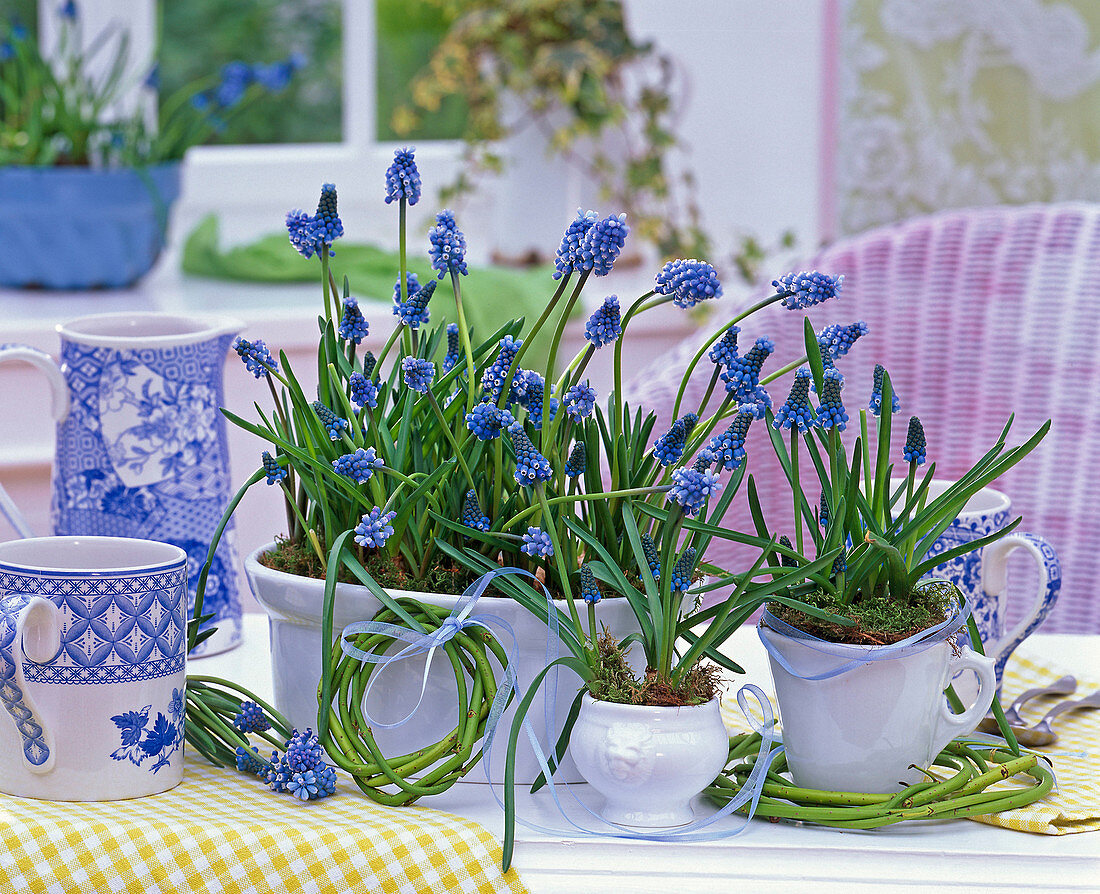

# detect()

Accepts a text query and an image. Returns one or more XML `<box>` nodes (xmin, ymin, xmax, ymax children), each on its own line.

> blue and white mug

<box><xmin>0</xmin><ymin>312</ymin><xmax>242</xmax><ymax>655</ymax></box>
<box><xmin>920</xmin><ymin>481</ymin><xmax>1061</xmax><ymax>690</ymax></box>
<box><xmin>0</xmin><ymin>536</ymin><xmax>187</xmax><ymax>800</ymax></box>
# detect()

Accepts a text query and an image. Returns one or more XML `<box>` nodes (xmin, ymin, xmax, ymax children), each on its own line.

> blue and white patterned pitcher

<box><xmin>0</xmin><ymin>313</ymin><xmax>242</xmax><ymax>655</ymax></box>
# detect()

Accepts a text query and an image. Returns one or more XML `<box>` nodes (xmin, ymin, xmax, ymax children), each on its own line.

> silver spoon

<box><xmin>1014</xmin><ymin>691</ymin><xmax>1100</xmax><ymax>747</ymax></box>
<box><xmin>976</xmin><ymin>675</ymin><xmax>1077</xmax><ymax>735</ymax></box>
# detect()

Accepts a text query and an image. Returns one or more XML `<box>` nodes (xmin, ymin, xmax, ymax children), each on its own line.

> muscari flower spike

<box><xmin>580</xmin><ymin>564</ymin><xmax>601</xmax><ymax>605</ymax></box>
<box><xmin>480</xmin><ymin>335</ymin><xmax>522</xmax><ymax>402</ymax></box>
<box><xmin>465</xmin><ymin>402</ymin><xmax>515</xmax><ymax>441</ymax></box>
<box><xmin>816</xmin><ymin>367</ymin><xmax>848</xmax><ymax>431</ymax></box>
<box><xmin>262</xmin><ymin>451</ymin><xmax>286</xmax><ymax>485</ymax></box>
<box><xmin>819</xmin><ymin>321</ymin><xmax>868</xmax><ymax>358</ymax></box>
<box><xmin>311</xmin><ymin>182</ymin><xmax>344</xmax><ymax>253</ymax></box>
<box><xmin>332</xmin><ymin>447</ymin><xmax>383</xmax><ymax>484</ymax></box>
<box><xmin>312</xmin><ymin>401</ymin><xmax>348</xmax><ymax>440</ymax></box>
<box><xmin>402</xmin><ymin>357</ymin><xmax>435</xmax><ymax>393</ymax></box>
<box><xmin>265</xmin><ymin>729</ymin><xmax>336</xmax><ymax>801</ymax></box>
<box><xmin>705</xmin><ymin>406</ymin><xmax>755</xmax><ymax>473</ymax></box>
<box><xmin>653</xmin><ymin>413</ymin><xmax>699</xmax><ymax>466</ymax></box>
<box><xmin>349</xmin><ymin>371</ymin><xmax>379</xmax><ymax>409</ymax></box>
<box><xmin>564</xmin><ymin>442</ymin><xmax>587</xmax><ymax>478</ymax></box>
<box><xmin>819</xmin><ymin>491</ymin><xmax>829</xmax><ymax>528</ymax></box>
<box><xmin>869</xmin><ymin>364</ymin><xmax>901</xmax><ymax>416</ymax></box>
<box><xmin>428</xmin><ymin>210</ymin><xmax>469</xmax><ymax>280</ymax></box>
<box><xmin>521</xmin><ymin>527</ymin><xmax>554</xmax><ymax>558</ymax></box>
<box><xmin>338</xmin><ymin>297</ymin><xmax>369</xmax><ymax>344</ymax></box>
<box><xmin>461</xmin><ymin>490</ymin><xmax>490</xmax><ymax>533</ymax></box>
<box><xmin>778</xmin><ymin>534</ymin><xmax>798</xmax><ymax>568</ymax></box>
<box><xmin>286</xmin><ymin>209</ymin><xmax>316</xmax><ymax>259</ymax></box>
<box><xmin>584</xmin><ymin>295</ymin><xmax>622</xmax><ymax>348</ymax></box>
<box><xmin>517</xmin><ymin>371</ymin><xmax>558</xmax><ymax>429</ymax></box>
<box><xmin>772</xmin><ymin>270</ymin><xmax>844</xmax><ymax>310</ymax></box>
<box><xmin>709</xmin><ymin>326</ymin><xmax>740</xmax><ymax>368</ymax></box>
<box><xmin>720</xmin><ymin>335</ymin><xmax>774</xmax><ymax>404</ymax></box>
<box><xmin>393</xmin><ymin>271</ymin><xmax>421</xmax><ymax>305</ymax></box>
<box><xmin>234</xmin><ymin>337</ymin><xmax>278</xmax><ymax>378</ymax></box>
<box><xmin>564</xmin><ymin>381</ymin><xmax>597</xmax><ymax>421</ymax></box>
<box><xmin>393</xmin><ymin>279</ymin><xmax>436</xmax><ymax>328</ymax></box>
<box><xmin>654</xmin><ymin>258</ymin><xmax>723</xmax><ymax>309</ymax></box>
<box><xmin>236</xmin><ymin>746</ymin><xmax>268</xmax><ymax>777</ymax></box>
<box><xmin>903</xmin><ymin>416</ymin><xmax>927</xmax><ymax>465</ymax></box>
<box><xmin>640</xmin><ymin>533</ymin><xmax>661</xmax><ymax>581</ymax></box>
<box><xmin>554</xmin><ymin>209</ymin><xmax>598</xmax><ymax>280</ymax></box>
<box><xmin>578</xmin><ymin>213</ymin><xmax>629</xmax><ymax>277</ymax></box>
<box><xmin>669</xmin><ymin>466</ymin><xmax>722</xmax><ymax>517</ymax></box>
<box><xmin>443</xmin><ymin>323</ymin><xmax>461</xmax><ymax>373</ymax></box>
<box><xmin>508</xmin><ymin>422</ymin><xmax>553</xmax><ymax>485</ymax></box>
<box><xmin>671</xmin><ymin>547</ymin><xmax>697</xmax><ymax>593</ymax></box>
<box><xmin>233</xmin><ymin>701</ymin><xmax>271</xmax><ymax>734</ymax></box>
<box><xmin>355</xmin><ymin>507</ymin><xmax>397</xmax><ymax>549</ymax></box>
<box><xmin>772</xmin><ymin>368</ymin><xmax>815</xmax><ymax>432</ymax></box>
<box><xmin>832</xmin><ymin>548</ymin><xmax>847</xmax><ymax>577</ymax></box>
<box><xmin>384</xmin><ymin>146</ymin><xmax>422</xmax><ymax>206</ymax></box>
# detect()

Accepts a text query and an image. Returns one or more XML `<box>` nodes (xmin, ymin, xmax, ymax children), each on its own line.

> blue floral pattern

<box><xmin>110</xmin><ymin>687</ymin><xmax>184</xmax><ymax>774</ymax></box>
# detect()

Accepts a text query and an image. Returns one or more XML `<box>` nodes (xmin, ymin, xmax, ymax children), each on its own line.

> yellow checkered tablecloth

<box><xmin>720</xmin><ymin>645</ymin><xmax>1099</xmax><ymax>835</ymax></box>
<box><xmin>0</xmin><ymin>757</ymin><xmax>527</xmax><ymax>894</ymax></box>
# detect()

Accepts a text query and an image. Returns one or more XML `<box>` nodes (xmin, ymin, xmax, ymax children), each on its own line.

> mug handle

<box><xmin>0</xmin><ymin>594</ymin><xmax>62</xmax><ymax>772</ymax></box>
<box><xmin>933</xmin><ymin>647</ymin><xmax>996</xmax><ymax>753</ymax></box>
<box><xmin>980</xmin><ymin>533</ymin><xmax>1061</xmax><ymax>683</ymax></box>
<box><xmin>0</xmin><ymin>344</ymin><xmax>70</xmax><ymax>538</ymax></box>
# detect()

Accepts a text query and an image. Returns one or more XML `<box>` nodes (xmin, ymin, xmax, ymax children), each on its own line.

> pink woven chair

<box><xmin>627</xmin><ymin>203</ymin><xmax>1100</xmax><ymax>634</ymax></box>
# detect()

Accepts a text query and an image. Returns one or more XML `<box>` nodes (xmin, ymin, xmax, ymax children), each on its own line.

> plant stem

<box><xmin>425</xmin><ymin>391</ymin><xmax>476</xmax><ymax>492</ymax></box>
<box><xmin>449</xmin><ymin>270</ymin><xmax>478</xmax><ymax>414</ymax></box>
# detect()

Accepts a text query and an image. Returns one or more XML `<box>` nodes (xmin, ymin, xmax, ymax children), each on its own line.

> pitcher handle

<box><xmin>980</xmin><ymin>533</ymin><xmax>1061</xmax><ymax>686</ymax></box>
<box><xmin>933</xmin><ymin>647</ymin><xmax>996</xmax><ymax>753</ymax></box>
<box><xmin>0</xmin><ymin>594</ymin><xmax>62</xmax><ymax>772</ymax></box>
<box><xmin>0</xmin><ymin>344</ymin><xmax>69</xmax><ymax>538</ymax></box>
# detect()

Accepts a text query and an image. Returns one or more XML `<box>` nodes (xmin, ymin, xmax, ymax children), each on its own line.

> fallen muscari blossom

<box><xmin>480</xmin><ymin>335</ymin><xmax>522</xmax><ymax>401</ymax></box>
<box><xmin>402</xmin><ymin>357</ymin><xmax>435</xmax><ymax>393</ymax></box>
<box><xmin>442</xmin><ymin>323</ymin><xmax>461</xmax><ymax>373</ymax></box>
<box><xmin>349</xmin><ymin>372</ymin><xmax>379</xmax><ymax>409</ymax></box>
<box><xmin>903</xmin><ymin>416</ymin><xmax>927</xmax><ymax>465</ymax></box>
<box><xmin>564</xmin><ymin>441</ymin><xmax>587</xmax><ymax>478</ymax></box>
<box><xmin>705</xmin><ymin>406</ymin><xmax>755</xmax><ymax>473</ymax></box>
<box><xmin>772</xmin><ymin>270</ymin><xmax>844</xmax><ymax>310</ymax></box>
<box><xmin>384</xmin><ymin>146</ymin><xmax>422</xmax><ymax>206</ymax></box>
<box><xmin>461</xmin><ymin>490</ymin><xmax>490</xmax><ymax>532</ymax></box>
<box><xmin>332</xmin><ymin>447</ymin><xmax>383</xmax><ymax>484</ymax></box>
<box><xmin>584</xmin><ymin>295</ymin><xmax>622</xmax><ymax>348</ymax></box>
<box><xmin>262</xmin><ymin>451</ymin><xmax>286</xmax><ymax>485</ymax></box>
<box><xmin>232</xmin><ymin>701</ymin><xmax>271</xmax><ymax>734</ymax></box>
<box><xmin>428</xmin><ymin>210</ymin><xmax>468</xmax><ymax>280</ymax></box>
<box><xmin>520</xmin><ymin>527</ymin><xmax>554</xmax><ymax>558</ymax></box>
<box><xmin>577</xmin><ymin>213</ymin><xmax>629</xmax><ymax>277</ymax></box>
<box><xmin>508</xmin><ymin>422</ymin><xmax>553</xmax><ymax>485</ymax></box>
<box><xmin>580</xmin><ymin>564</ymin><xmax>601</xmax><ymax>605</ymax></box>
<box><xmin>709</xmin><ymin>326</ymin><xmax>740</xmax><ymax>368</ymax></box>
<box><xmin>819</xmin><ymin>321</ymin><xmax>868</xmax><ymax>358</ymax></box>
<box><xmin>670</xmin><ymin>547</ymin><xmax>697</xmax><ymax>593</ymax></box>
<box><xmin>563</xmin><ymin>381</ymin><xmax>597</xmax><ymax>421</ymax></box>
<box><xmin>553</xmin><ymin>210</ymin><xmax>599</xmax><ymax>280</ymax></box>
<box><xmin>816</xmin><ymin>367</ymin><xmax>848</xmax><ymax>431</ymax></box>
<box><xmin>338</xmin><ymin>297</ymin><xmax>369</xmax><ymax>344</ymax></box>
<box><xmin>393</xmin><ymin>279</ymin><xmax>435</xmax><ymax>328</ymax></box>
<box><xmin>652</xmin><ymin>413</ymin><xmax>699</xmax><ymax>466</ymax></box>
<box><xmin>354</xmin><ymin>507</ymin><xmax>397</xmax><ymax>549</ymax></box>
<box><xmin>234</xmin><ymin>337</ymin><xmax>278</xmax><ymax>378</ymax></box>
<box><xmin>465</xmin><ymin>402</ymin><xmax>515</xmax><ymax>441</ymax></box>
<box><xmin>668</xmin><ymin>467</ymin><xmax>722</xmax><ymax>517</ymax></box>
<box><xmin>655</xmin><ymin>258</ymin><xmax>723</xmax><ymax>309</ymax></box>
<box><xmin>773</xmin><ymin>368</ymin><xmax>815</xmax><ymax>432</ymax></box>
<box><xmin>266</xmin><ymin>729</ymin><xmax>337</xmax><ymax>801</ymax></box>
<box><xmin>869</xmin><ymin>364</ymin><xmax>900</xmax><ymax>416</ymax></box>
<box><xmin>312</xmin><ymin>401</ymin><xmax>348</xmax><ymax>440</ymax></box>
<box><xmin>640</xmin><ymin>533</ymin><xmax>660</xmax><ymax>581</ymax></box>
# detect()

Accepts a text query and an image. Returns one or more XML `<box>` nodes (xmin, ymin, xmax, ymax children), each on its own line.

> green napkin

<box><xmin>181</xmin><ymin>215</ymin><xmax>571</xmax><ymax>367</ymax></box>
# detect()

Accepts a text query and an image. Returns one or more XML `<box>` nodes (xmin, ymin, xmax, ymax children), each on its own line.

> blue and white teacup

<box><xmin>0</xmin><ymin>536</ymin><xmax>187</xmax><ymax>800</ymax></box>
<box><xmin>919</xmin><ymin>481</ymin><xmax>1060</xmax><ymax>691</ymax></box>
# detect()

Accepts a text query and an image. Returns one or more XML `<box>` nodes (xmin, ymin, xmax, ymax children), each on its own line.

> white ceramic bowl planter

<box><xmin>246</xmin><ymin>544</ymin><xmax>642</xmax><ymax>784</ymax></box>
<box><xmin>759</xmin><ymin>613</ymin><xmax>997</xmax><ymax>794</ymax></box>
<box><xmin>569</xmin><ymin>694</ymin><xmax>730</xmax><ymax>827</ymax></box>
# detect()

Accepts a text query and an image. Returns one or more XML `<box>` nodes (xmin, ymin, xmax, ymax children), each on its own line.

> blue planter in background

<box><xmin>0</xmin><ymin>164</ymin><xmax>181</xmax><ymax>290</ymax></box>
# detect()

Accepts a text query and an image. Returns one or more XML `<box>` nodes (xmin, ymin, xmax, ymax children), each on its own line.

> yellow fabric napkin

<box><xmin>0</xmin><ymin>758</ymin><xmax>528</xmax><ymax>894</ymax></box>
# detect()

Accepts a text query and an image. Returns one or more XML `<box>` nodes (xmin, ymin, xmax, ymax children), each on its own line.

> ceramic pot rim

<box><xmin>579</xmin><ymin>691</ymin><xmax>721</xmax><ymax>715</ymax></box>
<box><xmin>0</xmin><ymin>535</ymin><xmax>186</xmax><ymax>575</ymax></box>
<box><xmin>57</xmin><ymin>312</ymin><xmax>243</xmax><ymax>349</ymax></box>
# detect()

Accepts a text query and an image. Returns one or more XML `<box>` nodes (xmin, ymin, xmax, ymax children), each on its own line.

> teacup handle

<box><xmin>0</xmin><ymin>594</ymin><xmax>62</xmax><ymax>772</ymax></box>
<box><xmin>0</xmin><ymin>344</ymin><xmax>70</xmax><ymax>538</ymax></box>
<box><xmin>933</xmin><ymin>647</ymin><xmax>996</xmax><ymax>752</ymax></box>
<box><xmin>980</xmin><ymin>533</ymin><xmax>1061</xmax><ymax>684</ymax></box>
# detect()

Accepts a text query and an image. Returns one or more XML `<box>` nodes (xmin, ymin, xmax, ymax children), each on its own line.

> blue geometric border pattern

<box><xmin>0</xmin><ymin>594</ymin><xmax>51</xmax><ymax>767</ymax></box>
<box><xmin>24</xmin><ymin>654</ymin><xmax>184</xmax><ymax>684</ymax></box>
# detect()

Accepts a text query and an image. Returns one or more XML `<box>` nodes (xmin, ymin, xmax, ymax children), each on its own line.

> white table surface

<box><xmin>197</xmin><ymin>615</ymin><xmax>1100</xmax><ymax>894</ymax></box>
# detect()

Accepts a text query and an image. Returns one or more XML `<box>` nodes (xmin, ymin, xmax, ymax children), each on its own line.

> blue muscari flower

<box><xmin>709</xmin><ymin>326</ymin><xmax>740</xmax><ymax>368</ymax></box>
<box><xmin>234</xmin><ymin>337</ymin><xmax>278</xmax><ymax>377</ymax></box>
<box><xmin>564</xmin><ymin>442</ymin><xmax>586</xmax><ymax>478</ymax></box>
<box><xmin>354</xmin><ymin>507</ymin><xmax>397</xmax><ymax>549</ymax></box>
<box><xmin>640</xmin><ymin>533</ymin><xmax>660</xmax><ymax>581</ymax></box>
<box><xmin>564</xmin><ymin>381</ymin><xmax>597</xmax><ymax>421</ymax></box>
<box><xmin>553</xmin><ymin>209</ymin><xmax>598</xmax><ymax>279</ymax></box>
<box><xmin>384</xmin><ymin>146</ymin><xmax>422</xmax><ymax>205</ymax></box>
<box><xmin>338</xmin><ymin>297</ymin><xmax>369</xmax><ymax>343</ymax></box>
<box><xmin>58</xmin><ymin>1</ymin><xmax>78</xmax><ymax>20</ymax></box>
<box><xmin>349</xmin><ymin>371</ymin><xmax>379</xmax><ymax>409</ymax></box>
<box><xmin>773</xmin><ymin>368</ymin><xmax>815</xmax><ymax>432</ymax></box>
<box><xmin>253</xmin><ymin>55</ymin><xmax>300</xmax><ymax>92</ymax></box>
<box><xmin>286</xmin><ymin>208</ymin><xmax>316</xmax><ymax>259</ymax></box>
<box><xmin>236</xmin><ymin>746</ymin><xmax>268</xmax><ymax>777</ymax></box>
<box><xmin>289</xmin><ymin>769</ymin><xmax>320</xmax><ymax>801</ymax></box>
<box><xmin>284</xmin><ymin>728</ymin><xmax>325</xmax><ymax>772</ymax></box>
<box><xmin>705</xmin><ymin>406</ymin><xmax>755</xmax><ymax>473</ymax></box>
<box><xmin>428</xmin><ymin>209</ymin><xmax>469</xmax><ymax>279</ymax></box>
<box><xmin>311</xmin><ymin>182</ymin><xmax>344</xmax><ymax>250</ymax></box>
<box><xmin>653</xmin><ymin>413</ymin><xmax>699</xmax><ymax>466</ymax></box>
<box><xmin>393</xmin><ymin>271</ymin><xmax>421</xmax><ymax>304</ymax></box>
<box><xmin>671</xmin><ymin>547</ymin><xmax>697</xmax><ymax>593</ymax></box>
<box><xmin>262</xmin><ymin>451</ymin><xmax>286</xmax><ymax>485</ymax></box>
<box><xmin>262</xmin><ymin>729</ymin><xmax>335</xmax><ymax>800</ymax></box>
<box><xmin>578</xmin><ymin>213</ymin><xmax>629</xmax><ymax>276</ymax></box>
<box><xmin>832</xmin><ymin>548</ymin><xmax>847</xmax><ymax>577</ymax></box>
<box><xmin>402</xmin><ymin>357</ymin><xmax>435</xmax><ymax>393</ymax></box>
<box><xmin>465</xmin><ymin>402</ymin><xmax>515</xmax><ymax>441</ymax></box>
<box><xmin>903</xmin><ymin>416</ymin><xmax>927</xmax><ymax>465</ymax></box>
<box><xmin>520</xmin><ymin>527</ymin><xmax>554</xmax><ymax>558</ymax></box>
<box><xmin>584</xmin><ymin>295</ymin><xmax>622</xmax><ymax>348</ymax></box>
<box><xmin>461</xmin><ymin>490</ymin><xmax>490</xmax><ymax>532</ymax></box>
<box><xmin>362</xmin><ymin>351</ymin><xmax>377</xmax><ymax>378</ymax></box>
<box><xmin>580</xmin><ymin>565</ymin><xmax>601</xmax><ymax>604</ymax></box>
<box><xmin>443</xmin><ymin>323</ymin><xmax>461</xmax><ymax>373</ymax></box>
<box><xmin>720</xmin><ymin>335</ymin><xmax>774</xmax><ymax>404</ymax></box>
<box><xmin>332</xmin><ymin>447</ymin><xmax>383</xmax><ymax>484</ymax></box>
<box><xmin>233</xmin><ymin>701</ymin><xmax>271</xmax><ymax>734</ymax></box>
<box><xmin>772</xmin><ymin>270</ymin><xmax>844</xmax><ymax>310</ymax></box>
<box><xmin>265</xmin><ymin>754</ymin><xmax>291</xmax><ymax>793</ymax></box>
<box><xmin>143</xmin><ymin>64</ymin><xmax>160</xmax><ymax>90</ymax></box>
<box><xmin>816</xmin><ymin>367</ymin><xmax>848</xmax><ymax>431</ymax></box>
<box><xmin>668</xmin><ymin>467</ymin><xmax>722</xmax><ymax>516</ymax></box>
<box><xmin>214</xmin><ymin>61</ymin><xmax>253</xmax><ymax>108</ymax></box>
<box><xmin>819</xmin><ymin>321</ymin><xmax>868</xmax><ymax>358</ymax></box>
<box><xmin>480</xmin><ymin>335</ymin><xmax>522</xmax><ymax>401</ymax></box>
<box><xmin>869</xmin><ymin>364</ymin><xmax>900</xmax><ymax>416</ymax></box>
<box><xmin>517</xmin><ymin>370</ymin><xmax>558</xmax><ymax>429</ymax></box>
<box><xmin>393</xmin><ymin>279</ymin><xmax>436</xmax><ymax>328</ymax></box>
<box><xmin>312</xmin><ymin>401</ymin><xmax>348</xmax><ymax>440</ymax></box>
<box><xmin>654</xmin><ymin>258</ymin><xmax>723</xmax><ymax>309</ymax></box>
<box><xmin>508</xmin><ymin>422</ymin><xmax>553</xmax><ymax>485</ymax></box>
<box><xmin>819</xmin><ymin>491</ymin><xmax>829</xmax><ymax>528</ymax></box>
<box><xmin>778</xmin><ymin>534</ymin><xmax>798</xmax><ymax>567</ymax></box>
